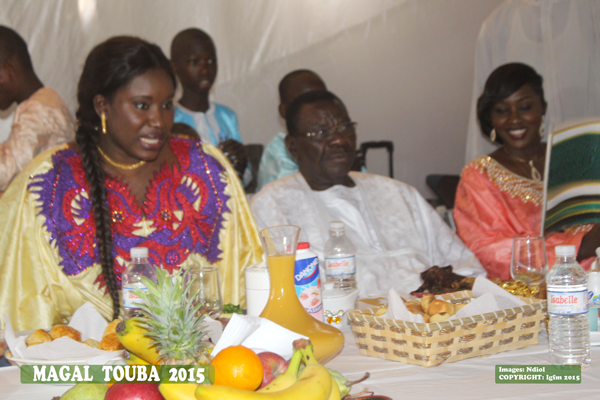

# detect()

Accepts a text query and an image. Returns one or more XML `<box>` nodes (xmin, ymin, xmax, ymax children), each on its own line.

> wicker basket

<box><xmin>348</xmin><ymin>290</ymin><xmax>547</xmax><ymax>367</ymax></box>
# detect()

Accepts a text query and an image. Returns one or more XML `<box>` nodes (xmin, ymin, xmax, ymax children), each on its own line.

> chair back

<box><xmin>360</xmin><ymin>141</ymin><xmax>394</xmax><ymax>178</ymax></box>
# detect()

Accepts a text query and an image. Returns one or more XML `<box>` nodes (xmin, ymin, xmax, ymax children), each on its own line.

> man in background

<box><xmin>170</xmin><ymin>28</ymin><xmax>249</xmax><ymax>182</ymax></box>
<box><xmin>256</xmin><ymin>69</ymin><xmax>327</xmax><ymax>191</ymax></box>
<box><xmin>0</xmin><ymin>26</ymin><xmax>74</xmax><ymax>192</ymax></box>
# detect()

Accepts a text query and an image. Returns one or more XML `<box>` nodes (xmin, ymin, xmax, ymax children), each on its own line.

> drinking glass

<box><xmin>511</xmin><ymin>236</ymin><xmax>548</xmax><ymax>286</ymax></box>
<box><xmin>185</xmin><ymin>266</ymin><xmax>223</xmax><ymax>318</ymax></box>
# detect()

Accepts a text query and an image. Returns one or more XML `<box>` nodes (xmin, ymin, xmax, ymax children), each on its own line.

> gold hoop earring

<box><xmin>490</xmin><ymin>128</ymin><xmax>496</xmax><ymax>142</ymax></box>
<box><xmin>539</xmin><ymin>115</ymin><xmax>545</xmax><ymax>137</ymax></box>
<box><xmin>101</xmin><ymin>112</ymin><xmax>107</xmax><ymax>135</ymax></box>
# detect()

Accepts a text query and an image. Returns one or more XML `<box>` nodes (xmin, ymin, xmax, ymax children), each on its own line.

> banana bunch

<box><xmin>194</xmin><ymin>339</ymin><xmax>343</xmax><ymax>400</ymax></box>
<box><xmin>159</xmin><ymin>338</ymin><xmax>370</xmax><ymax>400</ymax></box>
<box><xmin>116</xmin><ymin>318</ymin><xmax>161</xmax><ymax>365</ymax></box>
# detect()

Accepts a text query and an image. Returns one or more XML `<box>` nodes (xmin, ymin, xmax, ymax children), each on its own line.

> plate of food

<box><xmin>3</xmin><ymin>303</ymin><xmax>125</xmax><ymax>366</ymax></box>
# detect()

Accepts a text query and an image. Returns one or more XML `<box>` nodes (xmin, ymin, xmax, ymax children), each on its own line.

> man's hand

<box><xmin>219</xmin><ymin>139</ymin><xmax>248</xmax><ymax>177</ymax></box>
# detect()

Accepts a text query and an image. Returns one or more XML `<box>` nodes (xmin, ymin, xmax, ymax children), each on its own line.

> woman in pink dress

<box><xmin>454</xmin><ymin>63</ymin><xmax>600</xmax><ymax>279</ymax></box>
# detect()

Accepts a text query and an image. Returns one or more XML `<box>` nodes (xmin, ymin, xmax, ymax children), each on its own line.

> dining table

<box><xmin>1</xmin><ymin>327</ymin><xmax>599</xmax><ymax>400</ymax></box>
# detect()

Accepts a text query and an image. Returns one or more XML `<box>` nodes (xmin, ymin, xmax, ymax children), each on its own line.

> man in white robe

<box><xmin>251</xmin><ymin>91</ymin><xmax>485</xmax><ymax>297</ymax></box>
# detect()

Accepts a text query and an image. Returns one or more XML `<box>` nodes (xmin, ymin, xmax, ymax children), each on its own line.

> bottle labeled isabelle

<box><xmin>547</xmin><ymin>245</ymin><xmax>590</xmax><ymax>367</ymax></box>
<box><xmin>122</xmin><ymin>247</ymin><xmax>157</xmax><ymax>320</ymax></box>
<box><xmin>324</xmin><ymin>221</ymin><xmax>356</xmax><ymax>290</ymax></box>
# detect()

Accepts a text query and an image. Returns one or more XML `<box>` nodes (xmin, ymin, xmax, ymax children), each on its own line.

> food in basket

<box><xmin>429</xmin><ymin>313</ymin><xmax>450</xmax><ymax>322</ymax></box>
<box><xmin>420</xmin><ymin>293</ymin><xmax>434</xmax><ymax>313</ymax></box>
<box><xmin>350</xmin><ymin>290</ymin><xmax>546</xmax><ymax>367</ymax></box>
<box><xmin>428</xmin><ymin>299</ymin><xmax>454</xmax><ymax>316</ymax></box>
<box><xmin>24</xmin><ymin>329</ymin><xmax>53</xmax><ymax>347</ymax></box>
<box><xmin>84</xmin><ymin>338</ymin><xmax>100</xmax><ymax>348</ymax></box>
<box><xmin>103</xmin><ymin>319</ymin><xmax>122</xmax><ymax>338</ymax></box>
<box><xmin>412</xmin><ymin>265</ymin><xmax>475</xmax><ymax>294</ymax></box>
<box><xmin>372</xmin><ymin>295</ymin><xmax>461</xmax><ymax>323</ymax></box>
<box><xmin>373</xmin><ymin>307</ymin><xmax>387</xmax><ymax>317</ymax></box>
<box><xmin>99</xmin><ymin>333</ymin><xmax>124</xmax><ymax>351</ymax></box>
<box><xmin>24</xmin><ymin>319</ymin><xmax>124</xmax><ymax>351</ymax></box>
<box><xmin>49</xmin><ymin>324</ymin><xmax>81</xmax><ymax>341</ymax></box>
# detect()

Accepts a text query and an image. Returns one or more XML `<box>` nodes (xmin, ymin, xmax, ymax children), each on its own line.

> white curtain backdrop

<box><xmin>0</xmin><ymin>0</ymin><xmax>502</xmax><ymax>196</ymax></box>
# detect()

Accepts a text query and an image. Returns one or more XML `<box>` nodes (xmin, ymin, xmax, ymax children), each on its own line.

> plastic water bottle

<box><xmin>295</xmin><ymin>242</ymin><xmax>324</xmax><ymax>321</ymax></box>
<box><xmin>324</xmin><ymin>221</ymin><xmax>356</xmax><ymax>290</ymax></box>
<box><xmin>122</xmin><ymin>247</ymin><xmax>157</xmax><ymax>319</ymax></box>
<box><xmin>587</xmin><ymin>248</ymin><xmax>600</xmax><ymax>332</ymax></box>
<box><xmin>547</xmin><ymin>245</ymin><xmax>590</xmax><ymax>367</ymax></box>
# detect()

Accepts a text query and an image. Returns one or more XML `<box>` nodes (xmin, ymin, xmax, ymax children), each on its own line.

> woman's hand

<box><xmin>577</xmin><ymin>224</ymin><xmax>600</xmax><ymax>261</ymax></box>
<box><xmin>219</xmin><ymin>139</ymin><xmax>248</xmax><ymax>177</ymax></box>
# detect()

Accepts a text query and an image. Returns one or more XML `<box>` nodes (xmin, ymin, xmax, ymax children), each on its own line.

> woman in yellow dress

<box><xmin>0</xmin><ymin>37</ymin><xmax>262</xmax><ymax>331</ymax></box>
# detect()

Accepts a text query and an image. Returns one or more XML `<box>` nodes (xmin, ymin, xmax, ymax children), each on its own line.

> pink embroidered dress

<box><xmin>454</xmin><ymin>156</ymin><xmax>591</xmax><ymax>280</ymax></box>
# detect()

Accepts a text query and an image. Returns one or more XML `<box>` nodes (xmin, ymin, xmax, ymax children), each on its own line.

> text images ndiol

<box><xmin>495</xmin><ymin>365</ymin><xmax>581</xmax><ymax>384</ymax></box>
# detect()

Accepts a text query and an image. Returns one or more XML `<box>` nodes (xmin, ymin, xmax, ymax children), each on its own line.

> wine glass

<box><xmin>511</xmin><ymin>236</ymin><xmax>548</xmax><ymax>287</ymax></box>
<box><xmin>185</xmin><ymin>266</ymin><xmax>223</xmax><ymax>318</ymax></box>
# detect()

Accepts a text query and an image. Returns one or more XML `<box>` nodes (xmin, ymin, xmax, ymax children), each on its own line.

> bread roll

<box><xmin>49</xmin><ymin>325</ymin><xmax>81</xmax><ymax>342</ymax></box>
<box><xmin>99</xmin><ymin>333</ymin><xmax>124</xmax><ymax>351</ymax></box>
<box><xmin>84</xmin><ymin>338</ymin><xmax>100</xmax><ymax>349</ymax></box>
<box><xmin>374</xmin><ymin>307</ymin><xmax>388</xmax><ymax>316</ymax></box>
<box><xmin>428</xmin><ymin>300</ymin><xmax>454</xmax><ymax>316</ymax></box>
<box><xmin>429</xmin><ymin>312</ymin><xmax>451</xmax><ymax>323</ymax></box>
<box><xmin>420</xmin><ymin>294</ymin><xmax>435</xmax><ymax>314</ymax></box>
<box><xmin>103</xmin><ymin>319</ymin><xmax>122</xmax><ymax>338</ymax></box>
<box><xmin>25</xmin><ymin>329</ymin><xmax>53</xmax><ymax>347</ymax></box>
<box><xmin>405</xmin><ymin>303</ymin><xmax>424</xmax><ymax>315</ymax></box>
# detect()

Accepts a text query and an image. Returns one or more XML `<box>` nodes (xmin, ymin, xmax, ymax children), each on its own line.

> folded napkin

<box><xmin>381</xmin><ymin>289</ymin><xmax>425</xmax><ymax>322</ymax></box>
<box><xmin>211</xmin><ymin>314</ymin><xmax>307</xmax><ymax>360</ymax></box>
<box><xmin>201</xmin><ymin>316</ymin><xmax>224</xmax><ymax>344</ymax></box>
<box><xmin>381</xmin><ymin>277</ymin><xmax>528</xmax><ymax>323</ymax></box>
<box><xmin>4</xmin><ymin>302</ymin><xmax>122</xmax><ymax>364</ymax></box>
<box><xmin>448</xmin><ymin>277</ymin><xmax>527</xmax><ymax>320</ymax></box>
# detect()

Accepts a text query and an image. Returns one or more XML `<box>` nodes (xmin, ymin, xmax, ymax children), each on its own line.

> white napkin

<box><xmin>380</xmin><ymin>277</ymin><xmax>529</xmax><ymax>323</ymax></box>
<box><xmin>4</xmin><ymin>302</ymin><xmax>122</xmax><ymax>364</ymax></box>
<box><xmin>201</xmin><ymin>316</ymin><xmax>223</xmax><ymax>344</ymax></box>
<box><xmin>211</xmin><ymin>314</ymin><xmax>307</xmax><ymax>360</ymax></box>
<box><xmin>382</xmin><ymin>288</ymin><xmax>425</xmax><ymax>323</ymax></box>
<box><xmin>448</xmin><ymin>277</ymin><xmax>527</xmax><ymax>320</ymax></box>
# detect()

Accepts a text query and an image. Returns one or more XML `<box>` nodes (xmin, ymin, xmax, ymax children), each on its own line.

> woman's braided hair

<box><xmin>75</xmin><ymin>36</ymin><xmax>176</xmax><ymax>319</ymax></box>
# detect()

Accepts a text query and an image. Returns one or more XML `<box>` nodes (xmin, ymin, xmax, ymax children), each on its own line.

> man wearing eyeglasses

<box><xmin>250</xmin><ymin>90</ymin><xmax>484</xmax><ymax>296</ymax></box>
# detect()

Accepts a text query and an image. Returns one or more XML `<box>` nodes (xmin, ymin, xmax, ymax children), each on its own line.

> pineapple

<box><xmin>133</xmin><ymin>266</ymin><xmax>212</xmax><ymax>365</ymax></box>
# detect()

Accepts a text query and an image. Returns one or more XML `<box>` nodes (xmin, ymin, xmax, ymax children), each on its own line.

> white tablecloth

<box><xmin>1</xmin><ymin>328</ymin><xmax>599</xmax><ymax>400</ymax></box>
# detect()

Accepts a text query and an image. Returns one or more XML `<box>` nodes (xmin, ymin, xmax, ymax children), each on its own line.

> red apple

<box><xmin>257</xmin><ymin>351</ymin><xmax>289</xmax><ymax>389</ymax></box>
<box><xmin>105</xmin><ymin>383</ymin><xmax>164</xmax><ymax>400</ymax></box>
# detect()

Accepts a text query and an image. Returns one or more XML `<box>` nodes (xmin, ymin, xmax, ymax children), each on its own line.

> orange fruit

<box><xmin>210</xmin><ymin>345</ymin><xmax>263</xmax><ymax>391</ymax></box>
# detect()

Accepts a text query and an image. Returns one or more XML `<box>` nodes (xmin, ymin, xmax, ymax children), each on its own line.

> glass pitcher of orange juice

<box><xmin>258</xmin><ymin>225</ymin><xmax>344</xmax><ymax>364</ymax></box>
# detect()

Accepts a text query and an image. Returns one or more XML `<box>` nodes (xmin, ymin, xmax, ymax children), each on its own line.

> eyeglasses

<box><xmin>296</xmin><ymin>121</ymin><xmax>357</xmax><ymax>141</ymax></box>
